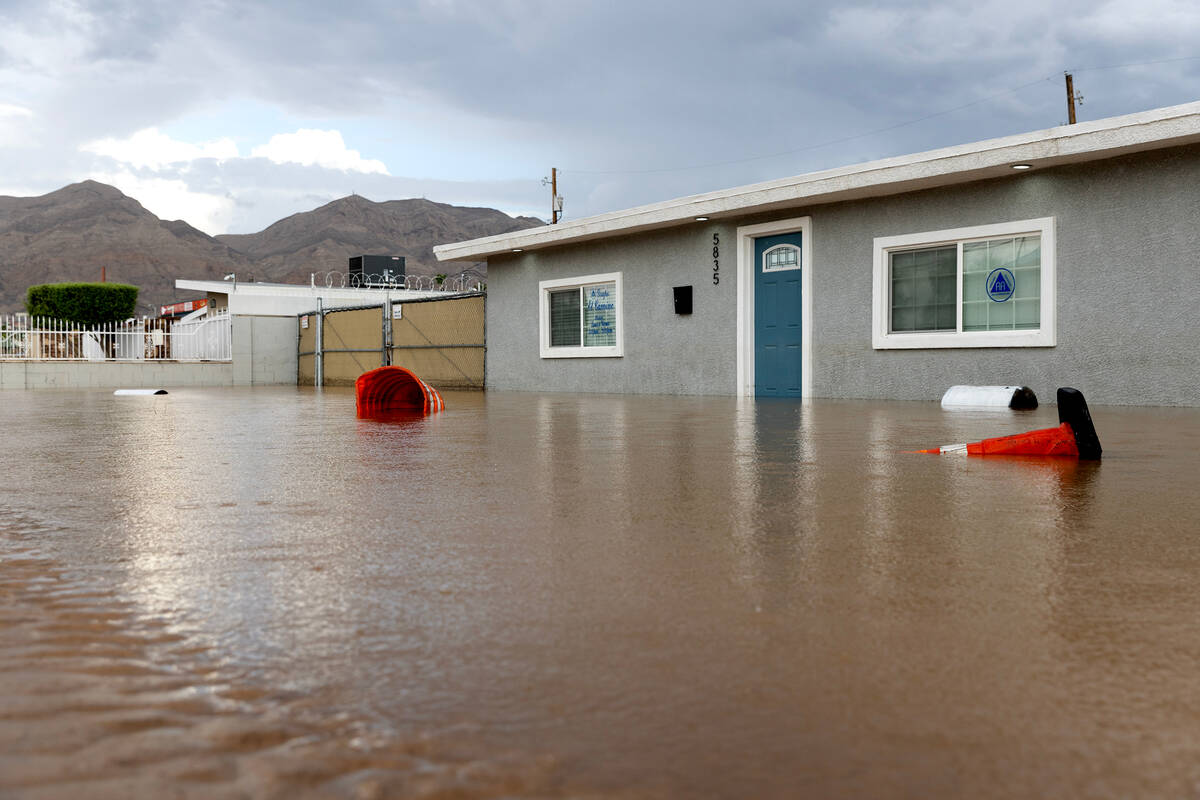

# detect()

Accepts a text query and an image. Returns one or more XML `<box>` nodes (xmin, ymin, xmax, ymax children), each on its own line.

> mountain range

<box><xmin>0</xmin><ymin>181</ymin><xmax>542</xmax><ymax>315</ymax></box>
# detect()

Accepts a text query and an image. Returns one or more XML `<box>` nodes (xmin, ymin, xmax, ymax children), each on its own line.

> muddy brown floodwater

<box><xmin>2</xmin><ymin>387</ymin><xmax>1200</xmax><ymax>799</ymax></box>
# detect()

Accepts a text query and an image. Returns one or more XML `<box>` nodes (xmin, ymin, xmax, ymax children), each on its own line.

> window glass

<box><xmin>874</xmin><ymin>218</ymin><xmax>1053</xmax><ymax>349</ymax></box>
<box><xmin>583</xmin><ymin>282</ymin><xmax>617</xmax><ymax>347</ymax></box>
<box><xmin>549</xmin><ymin>288</ymin><xmax>581</xmax><ymax>346</ymax></box>
<box><xmin>962</xmin><ymin>235</ymin><xmax>1040</xmax><ymax>331</ymax></box>
<box><xmin>540</xmin><ymin>272</ymin><xmax>622</xmax><ymax>358</ymax></box>
<box><xmin>763</xmin><ymin>245</ymin><xmax>799</xmax><ymax>272</ymax></box>
<box><xmin>889</xmin><ymin>245</ymin><xmax>956</xmax><ymax>332</ymax></box>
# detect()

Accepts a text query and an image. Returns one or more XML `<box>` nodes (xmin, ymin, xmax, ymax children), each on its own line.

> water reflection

<box><xmin>3</xmin><ymin>388</ymin><xmax>1199</xmax><ymax>799</ymax></box>
<box><xmin>355</xmin><ymin>408</ymin><xmax>432</xmax><ymax>426</ymax></box>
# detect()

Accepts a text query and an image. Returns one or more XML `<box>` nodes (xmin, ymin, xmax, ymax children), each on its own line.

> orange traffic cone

<box><xmin>915</xmin><ymin>387</ymin><xmax>1101</xmax><ymax>459</ymax></box>
<box><xmin>356</xmin><ymin>366</ymin><xmax>445</xmax><ymax>416</ymax></box>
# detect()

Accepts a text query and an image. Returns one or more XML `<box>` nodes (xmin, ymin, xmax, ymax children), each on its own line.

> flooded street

<box><xmin>3</xmin><ymin>387</ymin><xmax>1200</xmax><ymax>798</ymax></box>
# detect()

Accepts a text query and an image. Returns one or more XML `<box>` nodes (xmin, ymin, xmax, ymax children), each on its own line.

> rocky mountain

<box><xmin>0</xmin><ymin>181</ymin><xmax>250</xmax><ymax>316</ymax></box>
<box><xmin>217</xmin><ymin>195</ymin><xmax>542</xmax><ymax>286</ymax></box>
<box><xmin>0</xmin><ymin>182</ymin><xmax>543</xmax><ymax>315</ymax></box>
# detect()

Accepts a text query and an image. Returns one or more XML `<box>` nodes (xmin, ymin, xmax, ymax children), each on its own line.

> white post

<box><xmin>382</xmin><ymin>298</ymin><xmax>392</xmax><ymax>367</ymax></box>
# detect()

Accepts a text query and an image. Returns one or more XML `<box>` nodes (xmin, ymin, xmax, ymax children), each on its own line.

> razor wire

<box><xmin>313</xmin><ymin>272</ymin><xmax>484</xmax><ymax>293</ymax></box>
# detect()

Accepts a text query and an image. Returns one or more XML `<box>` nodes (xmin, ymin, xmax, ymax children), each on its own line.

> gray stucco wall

<box><xmin>487</xmin><ymin>229</ymin><xmax>738</xmax><ymax>394</ymax></box>
<box><xmin>232</xmin><ymin>315</ymin><xmax>298</xmax><ymax>386</ymax></box>
<box><xmin>0</xmin><ymin>314</ymin><xmax>298</xmax><ymax>390</ymax></box>
<box><xmin>486</xmin><ymin>144</ymin><xmax>1200</xmax><ymax>406</ymax></box>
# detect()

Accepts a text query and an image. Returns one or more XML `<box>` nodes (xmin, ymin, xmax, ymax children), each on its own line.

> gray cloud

<box><xmin>1</xmin><ymin>0</ymin><xmax>1197</xmax><ymax>229</ymax></box>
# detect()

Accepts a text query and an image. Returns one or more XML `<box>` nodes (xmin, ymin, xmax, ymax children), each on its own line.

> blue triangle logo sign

<box><xmin>987</xmin><ymin>268</ymin><xmax>1015</xmax><ymax>301</ymax></box>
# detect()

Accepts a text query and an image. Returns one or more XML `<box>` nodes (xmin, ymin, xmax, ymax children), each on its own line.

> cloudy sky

<box><xmin>1</xmin><ymin>0</ymin><xmax>1198</xmax><ymax>235</ymax></box>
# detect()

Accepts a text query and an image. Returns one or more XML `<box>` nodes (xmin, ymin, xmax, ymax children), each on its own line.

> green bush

<box><xmin>25</xmin><ymin>283</ymin><xmax>139</xmax><ymax>326</ymax></box>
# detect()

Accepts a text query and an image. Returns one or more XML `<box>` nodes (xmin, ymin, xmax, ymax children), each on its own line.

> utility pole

<box><xmin>543</xmin><ymin>168</ymin><xmax>563</xmax><ymax>224</ymax></box>
<box><xmin>1065</xmin><ymin>73</ymin><xmax>1079</xmax><ymax>125</ymax></box>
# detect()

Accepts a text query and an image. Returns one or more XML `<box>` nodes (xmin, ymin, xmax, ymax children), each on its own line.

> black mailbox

<box><xmin>673</xmin><ymin>285</ymin><xmax>693</xmax><ymax>315</ymax></box>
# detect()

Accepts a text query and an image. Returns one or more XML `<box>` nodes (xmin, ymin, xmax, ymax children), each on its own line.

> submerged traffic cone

<box><xmin>915</xmin><ymin>387</ymin><xmax>1101</xmax><ymax>459</ymax></box>
<box><xmin>356</xmin><ymin>366</ymin><xmax>445</xmax><ymax>416</ymax></box>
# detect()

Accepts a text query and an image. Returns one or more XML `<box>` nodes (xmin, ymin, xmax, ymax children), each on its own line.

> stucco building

<box><xmin>435</xmin><ymin>102</ymin><xmax>1200</xmax><ymax>406</ymax></box>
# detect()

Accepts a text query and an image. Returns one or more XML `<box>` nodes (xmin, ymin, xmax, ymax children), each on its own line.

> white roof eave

<box><xmin>173</xmin><ymin>279</ymin><xmax>444</xmax><ymax>300</ymax></box>
<box><xmin>434</xmin><ymin>100</ymin><xmax>1200</xmax><ymax>262</ymax></box>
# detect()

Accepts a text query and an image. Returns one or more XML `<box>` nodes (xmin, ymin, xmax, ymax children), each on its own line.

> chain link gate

<box><xmin>298</xmin><ymin>293</ymin><xmax>485</xmax><ymax>389</ymax></box>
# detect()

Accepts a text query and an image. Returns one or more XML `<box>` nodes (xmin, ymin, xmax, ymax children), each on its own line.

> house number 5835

<box><xmin>712</xmin><ymin>233</ymin><xmax>720</xmax><ymax>285</ymax></box>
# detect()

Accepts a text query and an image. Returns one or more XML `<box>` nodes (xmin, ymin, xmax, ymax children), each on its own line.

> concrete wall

<box><xmin>0</xmin><ymin>314</ymin><xmax>297</xmax><ymax>390</ymax></box>
<box><xmin>485</xmin><ymin>144</ymin><xmax>1200</xmax><ymax>406</ymax></box>
<box><xmin>232</xmin><ymin>315</ymin><xmax>298</xmax><ymax>386</ymax></box>
<box><xmin>0</xmin><ymin>360</ymin><xmax>234</xmax><ymax>389</ymax></box>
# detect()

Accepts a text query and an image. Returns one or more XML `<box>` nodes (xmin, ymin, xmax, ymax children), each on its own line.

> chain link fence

<box><xmin>298</xmin><ymin>293</ymin><xmax>485</xmax><ymax>389</ymax></box>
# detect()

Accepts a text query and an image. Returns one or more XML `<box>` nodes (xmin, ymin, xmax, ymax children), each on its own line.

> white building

<box><xmin>174</xmin><ymin>278</ymin><xmax>449</xmax><ymax>317</ymax></box>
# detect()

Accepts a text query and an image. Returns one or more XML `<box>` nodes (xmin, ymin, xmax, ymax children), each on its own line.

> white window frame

<box><xmin>872</xmin><ymin>217</ymin><xmax>1056</xmax><ymax>349</ymax></box>
<box><xmin>539</xmin><ymin>271</ymin><xmax>624</xmax><ymax>358</ymax></box>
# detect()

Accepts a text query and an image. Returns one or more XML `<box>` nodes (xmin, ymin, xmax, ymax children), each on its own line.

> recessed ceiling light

<box><xmin>695</xmin><ymin>216</ymin><xmax>709</xmax><ymax>222</ymax></box>
<box><xmin>1011</xmin><ymin>164</ymin><xmax>1033</xmax><ymax>170</ymax></box>
<box><xmin>511</xmin><ymin>248</ymin><xmax>523</xmax><ymax>253</ymax></box>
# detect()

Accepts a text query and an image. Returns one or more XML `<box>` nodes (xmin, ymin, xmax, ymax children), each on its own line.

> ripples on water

<box><xmin>3</xmin><ymin>387</ymin><xmax>1200</xmax><ymax>798</ymax></box>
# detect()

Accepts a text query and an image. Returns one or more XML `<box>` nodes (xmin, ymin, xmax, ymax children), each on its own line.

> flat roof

<box><xmin>175</xmin><ymin>279</ymin><xmax>445</xmax><ymax>301</ymax></box>
<box><xmin>434</xmin><ymin>100</ymin><xmax>1200</xmax><ymax>262</ymax></box>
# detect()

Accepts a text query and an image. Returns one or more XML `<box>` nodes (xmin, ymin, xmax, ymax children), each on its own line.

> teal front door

<box><xmin>754</xmin><ymin>232</ymin><xmax>804</xmax><ymax>397</ymax></box>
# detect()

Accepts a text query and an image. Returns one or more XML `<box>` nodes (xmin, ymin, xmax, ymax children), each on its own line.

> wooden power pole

<box><xmin>542</xmin><ymin>168</ymin><xmax>563</xmax><ymax>224</ymax></box>
<box><xmin>1065</xmin><ymin>73</ymin><xmax>1077</xmax><ymax>125</ymax></box>
<box><xmin>551</xmin><ymin>167</ymin><xmax>559</xmax><ymax>224</ymax></box>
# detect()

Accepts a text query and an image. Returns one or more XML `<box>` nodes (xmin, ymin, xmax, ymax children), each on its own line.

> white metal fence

<box><xmin>0</xmin><ymin>311</ymin><xmax>232</xmax><ymax>362</ymax></box>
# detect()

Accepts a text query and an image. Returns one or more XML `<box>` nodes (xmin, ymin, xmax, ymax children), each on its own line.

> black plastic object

<box><xmin>1009</xmin><ymin>386</ymin><xmax>1038</xmax><ymax>409</ymax></box>
<box><xmin>1057</xmin><ymin>387</ymin><xmax>1102</xmax><ymax>459</ymax></box>
<box><xmin>348</xmin><ymin>255</ymin><xmax>406</xmax><ymax>282</ymax></box>
<box><xmin>673</xmin><ymin>285</ymin><xmax>693</xmax><ymax>315</ymax></box>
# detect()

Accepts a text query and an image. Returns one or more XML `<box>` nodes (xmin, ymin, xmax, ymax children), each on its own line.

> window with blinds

<box><xmin>540</xmin><ymin>272</ymin><xmax>623</xmax><ymax>358</ymax></box>
<box><xmin>549</xmin><ymin>289</ymin><xmax>581</xmax><ymax>346</ymax></box>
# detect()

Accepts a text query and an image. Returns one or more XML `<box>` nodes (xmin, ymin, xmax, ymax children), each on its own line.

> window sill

<box><xmin>873</xmin><ymin>329</ymin><xmax>1055</xmax><ymax>349</ymax></box>
<box><xmin>540</xmin><ymin>346</ymin><xmax>623</xmax><ymax>359</ymax></box>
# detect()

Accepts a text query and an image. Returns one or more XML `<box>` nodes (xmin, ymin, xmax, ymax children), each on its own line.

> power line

<box><xmin>561</xmin><ymin>56</ymin><xmax>1200</xmax><ymax>178</ymax></box>
<box><xmin>1069</xmin><ymin>55</ymin><xmax>1200</xmax><ymax>73</ymax></box>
